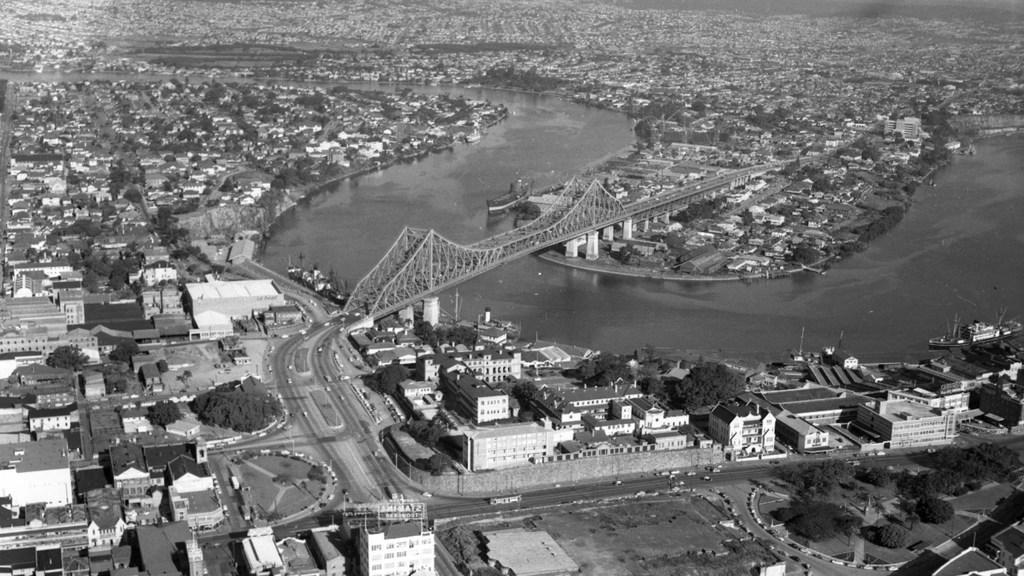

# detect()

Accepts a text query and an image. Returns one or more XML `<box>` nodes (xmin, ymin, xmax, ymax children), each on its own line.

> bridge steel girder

<box><xmin>343</xmin><ymin>178</ymin><xmax>628</xmax><ymax>319</ymax></box>
<box><xmin>343</xmin><ymin>162</ymin><xmax>782</xmax><ymax>320</ymax></box>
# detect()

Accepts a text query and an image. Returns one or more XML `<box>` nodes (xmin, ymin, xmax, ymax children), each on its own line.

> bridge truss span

<box><xmin>343</xmin><ymin>178</ymin><xmax>626</xmax><ymax>318</ymax></box>
<box><xmin>342</xmin><ymin>162</ymin><xmax>781</xmax><ymax>320</ymax></box>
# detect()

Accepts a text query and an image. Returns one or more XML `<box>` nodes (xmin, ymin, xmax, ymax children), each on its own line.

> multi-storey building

<box><xmin>310</xmin><ymin>529</ymin><xmax>346</xmax><ymax>576</ymax></box>
<box><xmin>462</xmin><ymin>421</ymin><xmax>573</xmax><ymax>471</ymax></box>
<box><xmin>774</xmin><ymin>410</ymin><xmax>830</xmax><ymax>453</ymax></box>
<box><xmin>359</xmin><ymin>522</ymin><xmax>434</xmax><ymax>576</ymax></box>
<box><xmin>854</xmin><ymin>399</ymin><xmax>957</xmax><ymax>449</ymax></box>
<box><xmin>445</xmin><ymin>374</ymin><xmax>509</xmax><ymax>424</ymax></box>
<box><xmin>708</xmin><ymin>401</ymin><xmax>776</xmax><ymax>456</ymax></box>
<box><xmin>86</xmin><ymin>487</ymin><xmax>125</xmax><ymax>552</ymax></box>
<box><xmin>455</xmin><ymin>350</ymin><xmax>522</xmax><ymax>384</ymax></box>
<box><xmin>534</xmin><ymin>383</ymin><xmax>644</xmax><ymax>430</ymax></box>
<box><xmin>883</xmin><ymin>116</ymin><xmax>922</xmax><ymax>140</ymax></box>
<box><xmin>0</xmin><ymin>438</ymin><xmax>72</xmax><ymax>507</ymax></box>
<box><xmin>419</xmin><ymin>349</ymin><xmax>522</xmax><ymax>384</ymax></box>
<box><xmin>977</xmin><ymin>382</ymin><xmax>1024</xmax><ymax>432</ymax></box>
<box><xmin>26</xmin><ymin>402</ymin><xmax>76</xmax><ymax>432</ymax></box>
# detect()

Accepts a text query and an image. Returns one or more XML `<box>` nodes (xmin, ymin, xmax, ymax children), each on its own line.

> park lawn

<box><xmin>237</xmin><ymin>461</ymin><xmax>281</xmax><ymax>517</ymax></box>
<box><xmin>949</xmin><ymin>482</ymin><xmax>1015</xmax><ymax>513</ymax></box>
<box><xmin>537</xmin><ymin>497</ymin><xmax>776</xmax><ymax>576</ymax></box>
<box><xmin>251</xmin><ymin>454</ymin><xmax>314</xmax><ymax>480</ymax></box>
<box><xmin>241</xmin><ymin>454</ymin><xmax>323</xmax><ymax>518</ymax></box>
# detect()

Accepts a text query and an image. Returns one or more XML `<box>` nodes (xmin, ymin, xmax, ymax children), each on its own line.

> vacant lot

<box><xmin>162</xmin><ymin>341</ymin><xmax>265</xmax><ymax>394</ymax></box>
<box><xmin>533</xmin><ymin>495</ymin><xmax>777</xmax><ymax>576</ymax></box>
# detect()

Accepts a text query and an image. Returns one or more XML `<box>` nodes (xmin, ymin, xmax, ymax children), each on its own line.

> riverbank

<box><xmin>536</xmin><ymin>250</ymin><xmax>812</xmax><ymax>283</ymax></box>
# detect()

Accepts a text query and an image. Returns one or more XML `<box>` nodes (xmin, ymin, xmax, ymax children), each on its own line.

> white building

<box><xmin>242</xmin><ymin>528</ymin><xmax>284</xmax><ymax>576</ymax></box>
<box><xmin>138</xmin><ymin>261</ymin><xmax>178</xmax><ymax>286</ymax></box>
<box><xmin>185</xmin><ymin>279</ymin><xmax>285</xmax><ymax>320</ymax></box>
<box><xmin>884</xmin><ymin>116</ymin><xmax>922</xmax><ymax>141</ymax></box>
<box><xmin>854</xmin><ymin>399</ymin><xmax>958</xmax><ymax>449</ymax></box>
<box><xmin>709</xmin><ymin>402</ymin><xmax>777</xmax><ymax>456</ymax></box>
<box><xmin>0</xmin><ymin>438</ymin><xmax>72</xmax><ymax>506</ymax></box>
<box><xmin>359</xmin><ymin>522</ymin><xmax>435</xmax><ymax>576</ymax></box>
<box><xmin>27</xmin><ymin>403</ymin><xmax>77</xmax><ymax>432</ymax></box>
<box><xmin>462</xmin><ymin>421</ymin><xmax>573</xmax><ymax>471</ymax></box>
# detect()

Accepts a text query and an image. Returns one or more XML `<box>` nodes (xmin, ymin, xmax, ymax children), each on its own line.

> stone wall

<box><xmin>402</xmin><ymin>445</ymin><xmax>726</xmax><ymax>496</ymax></box>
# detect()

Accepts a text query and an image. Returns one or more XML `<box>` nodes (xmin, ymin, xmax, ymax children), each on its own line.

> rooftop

<box><xmin>185</xmin><ymin>279</ymin><xmax>280</xmax><ymax>301</ymax></box>
<box><xmin>0</xmin><ymin>438</ymin><xmax>69</xmax><ymax>473</ymax></box>
<box><xmin>932</xmin><ymin>546</ymin><xmax>1003</xmax><ymax>576</ymax></box>
<box><xmin>760</xmin><ymin>385</ymin><xmax>839</xmax><ymax>405</ymax></box>
<box><xmin>277</xmin><ymin>538</ymin><xmax>318</xmax><ymax>575</ymax></box>
<box><xmin>993</xmin><ymin>522</ymin><xmax>1024</xmax><ymax>557</ymax></box>
<box><xmin>137</xmin><ymin>523</ymin><xmax>187</xmax><ymax>576</ymax></box>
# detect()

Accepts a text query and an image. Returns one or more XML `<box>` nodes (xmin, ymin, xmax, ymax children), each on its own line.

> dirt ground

<box><xmin>161</xmin><ymin>339</ymin><xmax>270</xmax><ymax>394</ymax></box>
<box><xmin>531</xmin><ymin>495</ymin><xmax>776</xmax><ymax>576</ymax></box>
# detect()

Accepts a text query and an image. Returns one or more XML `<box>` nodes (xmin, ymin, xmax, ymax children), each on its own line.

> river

<box><xmin>262</xmin><ymin>85</ymin><xmax>1024</xmax><ymax>364</ymax></box>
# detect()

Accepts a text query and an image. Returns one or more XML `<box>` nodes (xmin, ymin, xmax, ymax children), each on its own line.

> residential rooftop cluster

<box><xmin>5</xmin><ymin>79</ymin><xmax>505</xmax><ymax>245</ymax></box>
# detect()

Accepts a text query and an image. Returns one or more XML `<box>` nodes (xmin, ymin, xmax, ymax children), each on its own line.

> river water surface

<box><xmin>262</xmin><ymin>85</ymin><xmax>1024</xmax><ymax>363</ymax></box>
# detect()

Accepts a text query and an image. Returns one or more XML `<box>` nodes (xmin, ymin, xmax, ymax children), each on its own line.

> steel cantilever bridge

<box><xmin>341</xmin><ymin>163</ymin><xmax>779</xmax><ymax>320</ymax></box>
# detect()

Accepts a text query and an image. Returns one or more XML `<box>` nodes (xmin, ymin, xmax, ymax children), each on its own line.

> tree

<box><xmin>772</xmin><ymin>500</ymin><xmax>859</xmax><ymax>541</ymax></box>
<box><xmin>148</xmin><ymin>401</ymin><xmax>183</xmax><ymax>427</ymax></box>
<box><xmin>427</xmin><ymin>453</ymin><xmax>452</xmax><ymax>475</ymax></box>
<box><xmin>190</xmin><ymin>386</ymin><xmax>282</xmax><ymax>432</ymax></box>
<box><xmin>440</xmin><ymin>526</ymin><xmax>482</xmax><ymax>567</ymax></box>
<box><xmin>916</xmin><ymin>496</ymin><xmax>954</xmax><ymax>524</ymax></box>
<box><xmin>406</xmin><ymin>419</ymin><xmax>444</xmax><ymax>448</ymax></box>
<box><xmin>789</xmin><ymin>244</ymin><xmax>823</xmax><ymax>266</ymax></box>
<box><xmin>856</xmin><ymin>466</ymin><xmax>894</xmax><ymax>487</ymax></box>
<box><xmin>109</xmin><ymin>340</ymin><xmax>140</xmax><ymax>363</ymax></box>
<box><xmin>776</xmin><ymin>460</ymin><xmax>854</xmax><ymax>498</ymax></box>
<box><xmin>510</xmin><ymin>382</ymin><xmax>538</xmax><ymax>410</ymax></box>
<box><xmin>366</xmin><ymin>364</ymin><xmax>409</xmax><ymax>396</ymax></box>
<box><xmin>307</xmin><ymin>466</ymin><xmax>327</xmax><ymax>483</ymax></box>
<box><xmin>667</xmin><ymin>362</ymin><xmax>746</xmax><ymax>410</ymax></box>
<box><xmin>867</xmin><ymin>524</ymin><xmax>908</xmax><ymax>549</ymax></box>
<box><xmin>47</xmin><ymin>345</ymin><xmax>89</xmax><ymax>371</ymax></box>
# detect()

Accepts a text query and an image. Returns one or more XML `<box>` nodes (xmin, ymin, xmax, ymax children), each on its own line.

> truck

<box><xmin>230</xmin><ymin>475</ymin><xmax>240</xmax><ymax>491</ymax></box>
<box><xmin>488</xmin><ymin>494</ymin><xmax>522</xmax><ymax>505</ymax></box>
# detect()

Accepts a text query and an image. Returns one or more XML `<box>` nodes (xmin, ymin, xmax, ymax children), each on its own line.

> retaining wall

<box><xmin>403</xmin><ymin>446</ymin><xmax>726</xmax><ymax>496</ymax></box>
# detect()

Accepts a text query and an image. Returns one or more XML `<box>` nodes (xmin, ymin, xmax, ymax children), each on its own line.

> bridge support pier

<box><xmin>639</xmin><ymin>219</ymin><xmax>649</xmax><ymax>233</ymax></box>
<box><xmin>564</xmin><ymin>237</ymin><xmax>582</xmax><ymax>258</ymax></box>
<box><xmin>622</xmin><ymin>218</ymin><xmax>633</xmax><ymax>240</ymax></box>
<box><xmin>585</xmin><ymin>231</ymin><xmax>600</xmax><ymax>260</ymax></box>
<box><xmin>602</xmin><ymin>226</ymin><xmax>615</xmax><ymax>242</ymax></box>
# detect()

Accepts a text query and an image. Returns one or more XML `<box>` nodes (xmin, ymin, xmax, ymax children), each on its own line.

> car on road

<box><xmin>686</xmin><ymin>471</ymin><xmax>697</xmax><ymax>477</ymax></box>
<box><xmin>703</xmin><ymin>476</ymin><xmax>712</xmax><ymax>481</ymax></box>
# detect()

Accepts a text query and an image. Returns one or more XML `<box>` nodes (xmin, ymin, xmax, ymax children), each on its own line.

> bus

<box><xmin>488</xmin><ymin>494</ymin><xmax>522</xmax><ymax>505</ymax></box>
